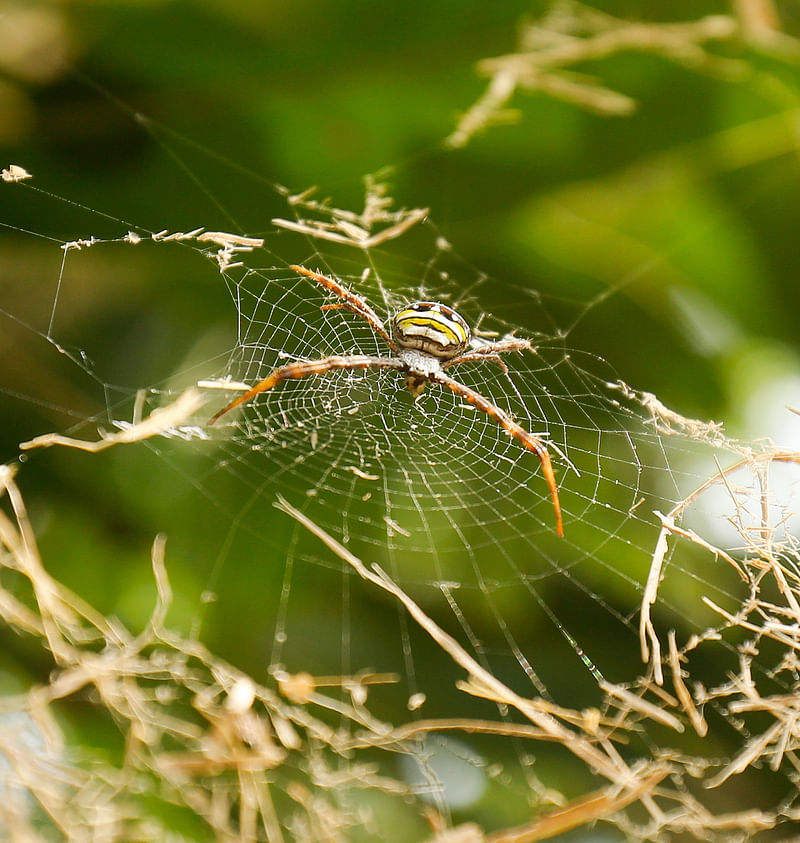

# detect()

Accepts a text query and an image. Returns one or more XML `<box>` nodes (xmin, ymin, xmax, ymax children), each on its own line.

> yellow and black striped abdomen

<box><xmin>392</xmin><ymin>301</ymin><xmax>471</xmax><ymax>359</ymax></box>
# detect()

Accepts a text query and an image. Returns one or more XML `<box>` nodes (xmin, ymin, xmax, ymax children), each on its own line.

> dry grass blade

<box><xmin>446</xmin><ymin>3</ymin><xmax>740</xmax><ymax>148</ymax></box>
<box><xmin>274</xmin><ymin>494</ymin><xmax>676</xmax><ymax>835</ymax></box>
<box><xmin>19</xmin><ymin>388</ymin><xmax>205</xmax><ymax>453</ymax></box>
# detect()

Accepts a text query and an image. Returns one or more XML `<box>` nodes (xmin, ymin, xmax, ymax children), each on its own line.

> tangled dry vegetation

<box><xmin>2</xmin><ymin>404</ymin><xmax>800</xmax><ymax>841</ymax></box>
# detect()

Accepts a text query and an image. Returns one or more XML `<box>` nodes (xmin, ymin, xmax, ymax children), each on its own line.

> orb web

<box><xmin>197</xmin><ymin>221</ymin><xmax>721</xmax><ymax>695</ymax></box>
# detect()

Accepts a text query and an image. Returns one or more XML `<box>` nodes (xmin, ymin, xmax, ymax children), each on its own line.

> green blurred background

<box><xmin>2</xmin><ymin>0</ymin><xmax>800</xmax><ymax>836</ymax></box>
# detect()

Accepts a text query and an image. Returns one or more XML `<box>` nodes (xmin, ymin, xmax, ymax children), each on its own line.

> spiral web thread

<box><xmin>4</xmin><ymin>169</ymin><xmax>800</xmax><ymax>840</ymax></box>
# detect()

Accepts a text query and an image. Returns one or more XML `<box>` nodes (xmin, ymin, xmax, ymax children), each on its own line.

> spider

<box><xmin>210</xmin><ymin>265</ymin><xmax>564</xmax><ymax>537</ymax></box>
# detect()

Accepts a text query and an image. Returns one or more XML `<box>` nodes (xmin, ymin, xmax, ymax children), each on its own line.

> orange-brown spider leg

<box><xmin>290</xmin><ymin>265</ymin><xmax>396</xmax><ymax>350</ymax></box>
<box><xmin>433</xmin><ymin>372</ymin><xmax>564</xmax><ymax>537</ymax></box>
<box><xmin>209</xmin><ymin>355</ymin><xmax>403</xmax><ymax>425</ymax></box>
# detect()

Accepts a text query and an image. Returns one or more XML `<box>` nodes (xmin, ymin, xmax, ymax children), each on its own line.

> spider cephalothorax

<box><xmin>210</xmin><ymin>265</ymin><xmax>564</xmax><ymax>536</ymax></box>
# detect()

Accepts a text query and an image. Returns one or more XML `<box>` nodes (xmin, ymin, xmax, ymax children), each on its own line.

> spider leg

<box><xmin>290</xmin><ymin>265</ymin><xmax>397</xmax><ymax>351</ymax></box>
<box><xmin>443</xmin><ymin>353</ymin><xmax>508</xmax><ymax>374</ymax></box>
<box><xmin>432</xmin><ymin>371</ymin><xmax>564</xmax><ymax>537</ymax></box>
<box><xmin>443</xmin><ymin>337</ymin><xmax>531</xmax><ymax>373</ymax></box>
<box><xmin>477</xmin><ymin>337</ymin><xmax>531</xmax><ymax>354</ymax></box>
<box><xmin>209</xmin><ymin>355</ymin><xmax>404</xmax><ymax>425</ymax></box>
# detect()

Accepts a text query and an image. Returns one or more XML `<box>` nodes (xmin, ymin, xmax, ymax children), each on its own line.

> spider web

<box><xmin>3</xmin><ymin>99</ymin><xmax>800</xmax><ymax>843</ymax></box>
<box><xmin>202</xmin><ymin>233</ymin><xmax>675</xmax><ymax>692</ymax></box>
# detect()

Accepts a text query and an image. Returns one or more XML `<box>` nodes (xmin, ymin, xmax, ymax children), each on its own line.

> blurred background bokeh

<box><xmin>2</xmin><ymin>0</ymin><xmax>800</xmax><ymax>837</ymax></box>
